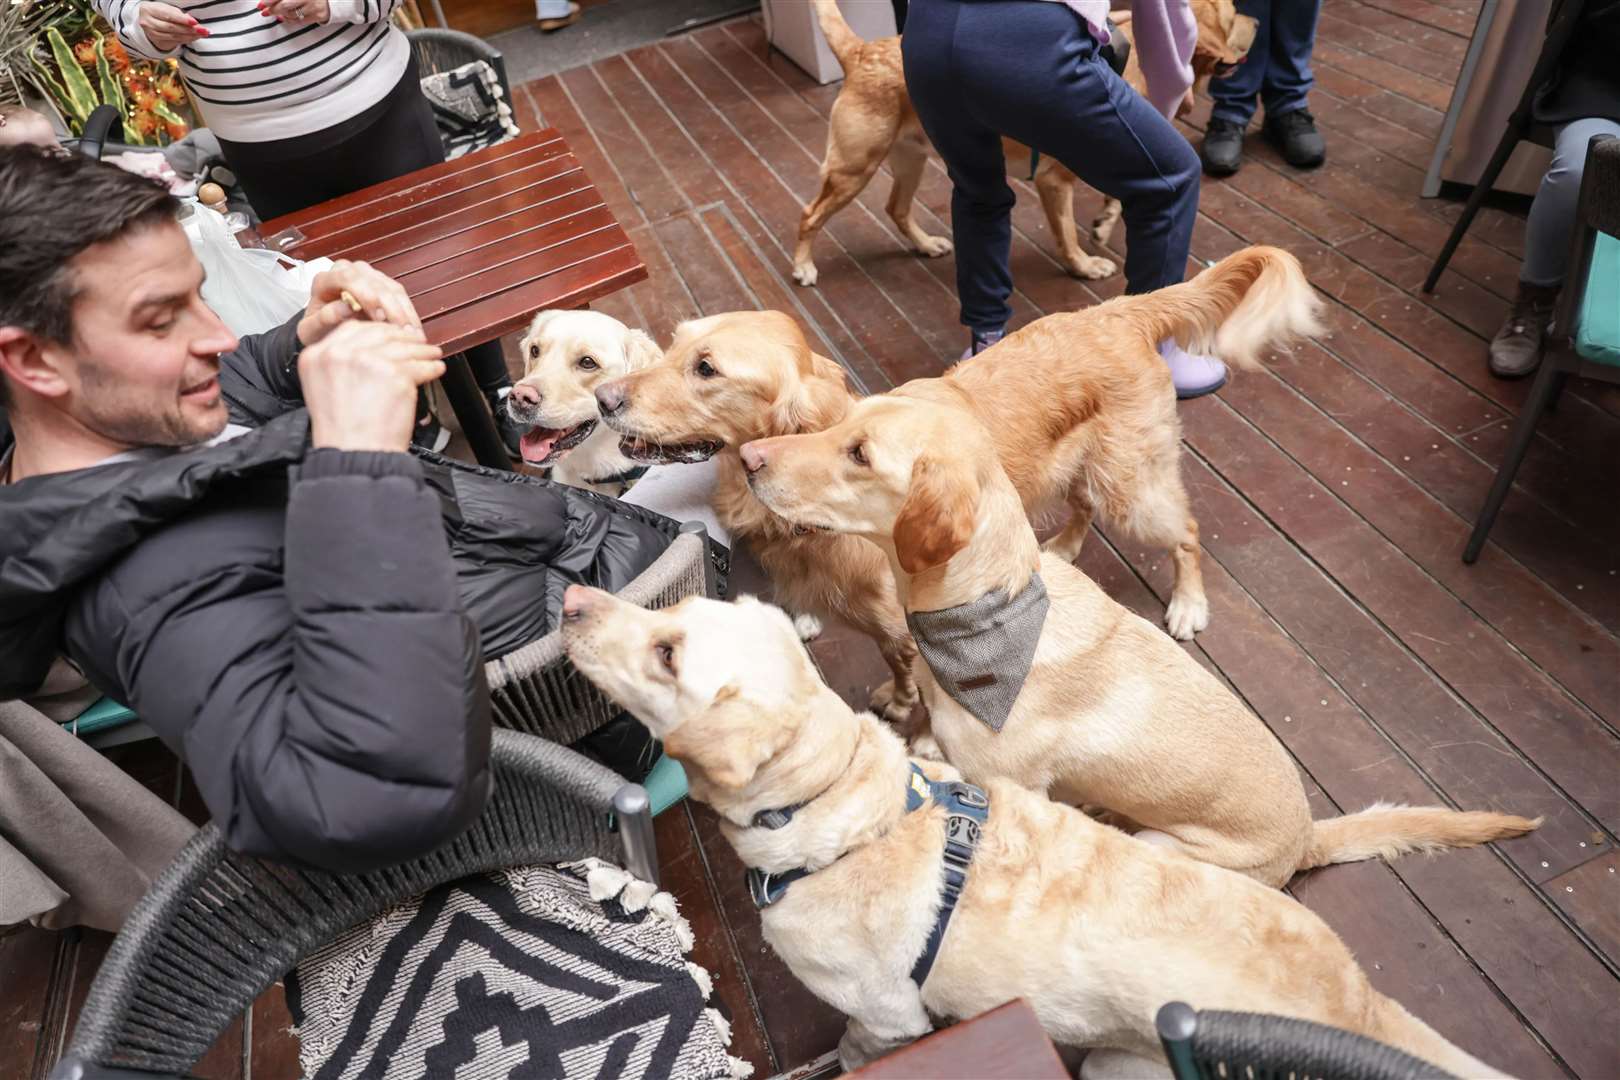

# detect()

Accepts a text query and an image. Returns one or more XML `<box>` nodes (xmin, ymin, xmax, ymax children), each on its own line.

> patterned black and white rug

<box><xmin>287</xmin><ymin>861</ymin><xmax>751</xmax><ymax>1080</ymax></box>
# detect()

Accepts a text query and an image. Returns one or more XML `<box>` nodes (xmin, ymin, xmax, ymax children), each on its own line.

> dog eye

<box><xmin>849</xmin><ymin>442</ymin><xmax>869</xmax><ymax>466</ymax></box>
<box><xmin>578</xmin><ymin>355</ymin><xmax>598</xmax><ymax>371</ymax></box>
<box><xmin>654</xmin><ymin>642</ymin><xmax>676</xmax><ymax>674</ymax></box>
<box><xmin>695</xmin><ymin>358</ymin><xmax>717</xmax><ymax>379</ymax></box>
<box><xmin>529</xmin><ymin>344</ymin><xmax>539</xmax><ymax>358</ymax></box>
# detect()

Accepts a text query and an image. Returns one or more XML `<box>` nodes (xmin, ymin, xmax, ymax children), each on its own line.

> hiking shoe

<box><xmin>1201</xmin><ymin>119</ymin><xmax>1245</xmax><ymax>176</ymax></box>
<box><xmin>1488</xmin><ymin>283</ymin><xmax>1558</xmax><ymax>379</ymax></box>
<box><xmin>411</xmin><ymin>413</ymin><xmax>452</xmax><ymax>454</ymax></box>
<box><xmin>1264</xmin><ymin>109</ymin><xmax>1325</xmax><ymax>169</ymax></box>
<box><xmin>1161</xmin><ymin>340</ymin><xmax>1228</xmax><ymax>399</ymax></box>
<box><xmin>485</xmin><ymin>385</ymin><xmax>525</xmax><ymax>460</ymax></box>
<box><xmin>960</xmin><ymin>327</ymin><xmax>1005</xmax><ymax>361</ymax></box>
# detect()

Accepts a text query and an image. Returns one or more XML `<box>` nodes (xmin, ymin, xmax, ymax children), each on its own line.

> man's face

<box><xmin>50</xmin><ymin>221</ymin><xmax>239</xmax><ymax>448</ymax></box>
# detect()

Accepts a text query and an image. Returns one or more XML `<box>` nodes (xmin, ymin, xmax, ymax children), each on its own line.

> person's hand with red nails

<box><xmin>259</xmin><ymin>0</ymin><xmax>331</xmax><ymax>23</ymax></box>
<box><xmin>138</xmin><ymin>2</ymin><xmax>208</xmax><ymax>50</ymax></box>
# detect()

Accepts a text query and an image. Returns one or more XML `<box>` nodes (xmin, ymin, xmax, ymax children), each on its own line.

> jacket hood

<box><xmin>0</xmin><ymin>411</ymin><xmax>312</xmax><ymax>699</ymax></box>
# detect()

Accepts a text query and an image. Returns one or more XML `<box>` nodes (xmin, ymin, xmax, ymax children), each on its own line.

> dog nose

<box><xmin>596</xmin><ymin>383</ymin><xmax>626</xmax><ymax>416</ymax></box>
<box><xmin>510</xmin><ymin>382</ymin><xmax>541</xmax><ymax>407</ymax></box>
<box><xmin>562</xmin><ymin>585</ymin><xmax>594</xmax><ymax>621</ymax></box>
<box><xmin>739</xmin><ymin>442</ymin><xmax>768</xmax><ymax>475</ymax></box>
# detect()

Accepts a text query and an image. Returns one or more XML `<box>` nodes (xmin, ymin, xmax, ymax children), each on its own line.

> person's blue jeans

<box><xmin>901</xmin><ymin>0</ymin><xmax>1201</xmax><ymax>332</ymax></box>
<box><xmin>1210</xmin><ymin>0</ymin><xmax>1322</xmax><ymax>127</ymax></box>
<box><xmin>1522</xmin><ymin>117</ymin><xmax>1620</xmax><ymax>287</ymax></box>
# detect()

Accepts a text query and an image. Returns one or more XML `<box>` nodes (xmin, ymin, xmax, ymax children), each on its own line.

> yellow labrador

<box><xmin>737</xmin><ymin>393</ymin><xmax>1538</xmax><ymax>887</ymax></box>
<box><xmin>508</xmin><ymin>309</ymin><xmax>663</xmax><ymax>494</ymax></box>
<box><xmin>559</xmin><ymin>585</ymin><xmax>1507</xmax><ymax>1077</ymax></box>
<box><xmin>793</xmin><ymin>0</ymin><xmax>1257</xmax><ymax>286</ymax></box>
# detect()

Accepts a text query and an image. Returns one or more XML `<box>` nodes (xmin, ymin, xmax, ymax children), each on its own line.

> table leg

<box><xmin>441</xmin><ymin>351</ymin><xmax>513</xmax><ymax>470</ymax></box>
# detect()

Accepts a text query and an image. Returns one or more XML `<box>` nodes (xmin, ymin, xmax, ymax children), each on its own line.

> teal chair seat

<box><xmin>1576</xmin><ymin>231</ymin><xmax>1620</xmax><ymax>366</ymax></box>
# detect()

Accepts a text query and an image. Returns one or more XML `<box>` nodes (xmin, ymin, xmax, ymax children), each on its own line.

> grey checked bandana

<box><xmin>906</xmin><ymin>574</ymin><xmax>1049</xmax><ymax>732</ymax></box>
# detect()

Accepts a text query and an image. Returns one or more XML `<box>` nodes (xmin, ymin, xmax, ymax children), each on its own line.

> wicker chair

<box><xmin>1155</xmin><ymin>1002</ymin><xmax>1460</xmax><ymax>1080</ymax></box>
<box><xmin>49</xmin><ymin>730</ymin><xmax>655</xmax><ymax>1080</ymax></box>
<box><xmin>485</xmin><ymin>520</ymin><xmax>725</xmax><ymax>744</ymax></box>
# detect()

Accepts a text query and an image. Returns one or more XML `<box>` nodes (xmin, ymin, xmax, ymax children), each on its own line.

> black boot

<box><xmin>1264</xmin><ymin>108</ymin><xmax>1326</xmax><ymax>169</ymax></box>
<box><xmin>1200</xmin><ymin>118</ymin><xmax>1245</xmax><ymax>176</ymax></box>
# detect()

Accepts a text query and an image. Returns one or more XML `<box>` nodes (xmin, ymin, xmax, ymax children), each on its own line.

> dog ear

<box><xmin>775</xmin><ymin>353</ymin><xmax>852</xmax><ymax>434</ymax></box>
<box><xmin>664</xmin><ymin>685</ymin><xmax>794</xmax><ymax>792</ymax></box>
<box><xmin>624</xmin><ymin>328</ymin><xmax>663</xmax><ymax>372</ymax></box>
<box><xmin>893</xmin><ymin>455</ymin><xmax>980</xmax><ymax>574</ymax></box>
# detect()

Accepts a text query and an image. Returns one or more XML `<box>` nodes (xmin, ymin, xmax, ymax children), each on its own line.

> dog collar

<box><xmin>582</xmin><ymin>463</ymin><xmax>650</xmax><ymax>490</ymax></box>
<box><xmin>745</xmin><ymin>763</ymin><xmax>990</xmax><ymax>988</ymax></box>
<box><xmin>906</xmin><ymin>573</ymin><xmax>1049</xmax><ymax>733</ymax></box>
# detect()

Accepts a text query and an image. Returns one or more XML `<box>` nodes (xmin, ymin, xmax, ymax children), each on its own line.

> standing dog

<box><xmin>560</xmin><ymin>586</ymin><xmax>1508</xmax><ymax>1077</ymax></box>
<box><xmin>597</xmin><ymin>246</ymin><xmax>1319</xmax><ymax>650</ymax></box>
<box><xmin>507</xmin><ymin>309</ymin><xmax>663</xmax><ymax>495</ymax></box>
<box><xmin>738</xmin><ymin>393</ymin><xmax>1537</xmax><ymax>887</ymax></box>
<box><xmin>793</xmin><ymin>0</ymin><xmax>1257</xmax><ymax>287</ymax></box>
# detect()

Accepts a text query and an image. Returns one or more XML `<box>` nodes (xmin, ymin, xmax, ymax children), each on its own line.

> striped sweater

<box><xmin>99</xmin><ymin>0</ymin><xmax>409</xmax><ymax>142</ymax></box>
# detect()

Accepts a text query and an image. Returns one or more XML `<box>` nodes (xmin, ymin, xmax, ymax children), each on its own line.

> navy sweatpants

<box><xmin>901</xmin><ymin>0</ymin><xmax>1201</xmax><ymax>333</ymax></box>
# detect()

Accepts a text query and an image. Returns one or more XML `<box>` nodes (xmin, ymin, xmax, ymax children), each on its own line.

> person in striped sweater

<box><xmin>99</xmin><ymin>0</ymin><xmax>522</xmax><ymax>453</ymax></box>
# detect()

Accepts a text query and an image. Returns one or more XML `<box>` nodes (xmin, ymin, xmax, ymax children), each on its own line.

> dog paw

<box><xmin>792</xmin><ymin>263</ymin><xmax>819</xmax><ymax>287</ymax></box>
<box><xmin>870</xmin><ymin>678</ymin><xmax>919</xmax><ymax>724</ymax></box>
<box><xmin>792</xmin><ymin>612</ymin><xmax>824</xmax><ymax>641</ymax></box>
<box><xmin>917</xmin><ymin>234</ymin><xmax>953</xmax><ymax>258</ymax></box>
<box><xmin>1164</xmin><ymin>592</ymin><xmax>1210</xmax><ymax>640</ymax></box>
<box><xmin>1068</xmin><ymin>255</ymin><xmax>1117</xmax><ymax>281</ymax></box>
<box><xmin>909</xmin><ymin>732</ymin><xmax>946</xmax><ymax>762</ymax></box>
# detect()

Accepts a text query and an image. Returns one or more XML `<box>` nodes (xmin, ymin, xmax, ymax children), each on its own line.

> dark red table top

<box><xmin>850</xmin><ymin>1000</ymin><xmax>1071</xmax><ymax>1079</ymax></box>
<box><xmin>252</xmin><ymin>129</ymin><xmax>647</xmax><ymax>355</ymax></box>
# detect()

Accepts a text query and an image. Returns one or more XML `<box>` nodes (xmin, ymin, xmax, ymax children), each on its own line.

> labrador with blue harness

<box><xmin>558</xmin><ymin>585</ymin><xmax>1508</xmax><ymax>1077</ymax></box>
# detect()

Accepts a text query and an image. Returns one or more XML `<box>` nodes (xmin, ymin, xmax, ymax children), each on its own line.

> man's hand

<box><xmin>296</xmin><ymin>259</ymin><xmax>422</xmax><ymax>347</ymax></box>
<box><xmin>299</xmin><ymin>321</ymin><xmax>445</xmax><ymax>453</ymax></box>
<box><xmin>138</xmin><ymin>2</ymin><xmax>208</xmax><ymax>51</ymax></box>
<box><xmin>259</xmin><ymin>0</ymin><xmax>331</xmax><ymax>22</ymax></box>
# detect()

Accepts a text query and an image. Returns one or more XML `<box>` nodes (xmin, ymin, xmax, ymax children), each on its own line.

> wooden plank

<box><xmin>258</xmin><ymin>134</ymin><xmax>567</xmax><ymax>239</ymax></box>
<box><xmin>1179</xmin><ymin>396</ymin><xmax>1620</xmax><ymax>842</ymax></box>
<box><xmin>651</xmin><ymin>212</ymin><xmax>756</xmax><ymax>316</ymax></box>
<box><xmin>851</xmin><ymin>1000</ymin><xmax>1067</xmax><ymax>1079</ymax></box>
<box><xmin>1312</xmin><ymin>40</ymin><xmax>1456</xmax><ymax>111</ymax></box>
<box><xmin>1106</xmin><ymin>524</ymin><xmax>1616</xmax><ymax>1077</ymax></box>
<box><xmin>1259</xmin><ymin>339</ymin><xmax>1620</xmax><ymax>723</ymax></box>
<box><xmin>1545</xmin><ymin>852</ymin><xmax>1620</xmax><ymax>970</ymax></box>
<box><xmin>1</xmin><ymin>929</ymin><xmax>56</xmax><ymax>1076</ymax></box>
<box><xmin>657</xmin><ymin>802</ymin><xmax>778</xmax><ymax>1077</ymax></box>
<box><xmin>249</xmin><ymin>982</ymin><xmax>303</xmax><ymax>1080</ymax></box>
<box><xmin>526</xmin><ymin>76</ymin><xmax>643</xmax><ymax>233</ymax></box>
<box><xmin>560</xmin><ymin>63</ymin><xmax>686</xmax><ymax>227</ymax></box>
<box><xmin>327</xmin><ymin>166</ymin><xmax>595</xmax><ymax>265</ymax></box>
<box><xmin>648</xmin><ymin>36</ymin><xmax>940</xmax><ymax>386</ymax></box>
<box><xmin>389</xmin><ymin>207</ymin><xmax>622</xmax><ymax>294</ymax></box>
<box><xmin>424</xmin><ymin>247</ymin><xmax>646</xmax><ymax>356</ymax></box>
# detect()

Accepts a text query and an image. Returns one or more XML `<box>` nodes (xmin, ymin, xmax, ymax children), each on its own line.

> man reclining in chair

<box><xmin>0</xmin><ymin>147</ymin><xmax>703</xmax><ymax>874</ymax></box>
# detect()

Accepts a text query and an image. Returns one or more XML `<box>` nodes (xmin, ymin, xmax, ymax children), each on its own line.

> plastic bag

<box><xmin>182</xmin><ymin>203</ymin><xmax>332</xmax><ymax>337</ymax></box>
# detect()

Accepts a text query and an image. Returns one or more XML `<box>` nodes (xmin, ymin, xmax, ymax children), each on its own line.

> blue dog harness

<box><xmin>745</xmin><ymin>763</ymin><xmax>990</xmax><ymax>987</ymax></box>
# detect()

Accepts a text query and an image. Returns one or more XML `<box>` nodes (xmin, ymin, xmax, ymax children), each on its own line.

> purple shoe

<box><xmin>960</xmin><ymin>327</ymin><xmax>1005</xmax><ymax>361</ymax></box>
<box><xmin>1160</xmin><ymin>340</ymin><xmax>1227</xmax><ymax>399</ymax></box>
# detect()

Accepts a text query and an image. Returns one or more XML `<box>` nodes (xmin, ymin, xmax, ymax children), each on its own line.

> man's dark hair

<box><xmin>0</xmin><ymin>146</ymin><xmax>178</xmax><ymax>404</ymax></box>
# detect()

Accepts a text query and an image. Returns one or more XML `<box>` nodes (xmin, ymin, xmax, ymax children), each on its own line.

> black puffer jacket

<box><xmin>0</xmin><ymin>317</ymin><xmax>679</xmax><ymax>872</ymax></box>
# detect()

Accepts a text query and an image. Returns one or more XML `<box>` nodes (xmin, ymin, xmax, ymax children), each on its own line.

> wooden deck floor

<box><xmin>7</xmin><ymin>1</ymin><xmax>1618</xmax><ymax>1077</ymax></box>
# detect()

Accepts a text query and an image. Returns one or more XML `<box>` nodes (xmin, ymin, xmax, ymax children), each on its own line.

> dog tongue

<box><xmin>520</xmin><ymin>426</ymin><xmax>561</xmax><ymax>464</ymax></box>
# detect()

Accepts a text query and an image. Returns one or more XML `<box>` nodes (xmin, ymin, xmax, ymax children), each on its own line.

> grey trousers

<box><xmin>1522</xmin><ymin>116</ymin><xmax>1620</xmax><ymax>287</ymax></box>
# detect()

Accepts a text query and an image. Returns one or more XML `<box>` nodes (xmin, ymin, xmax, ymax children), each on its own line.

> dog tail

<box><xmin>1123</xmin><ymin>245</ymin><xmax>1323</xmax><ymax>372</ymax></box>
<box><xmin>1300</xmin><ymin>801</ymin><xmax>1540</xmax><ymax>873</ymax></box>
<box><xmin>813</xmin><ymin>0</ymin><xmax>865</xmax><ymax>70</ymax></box>
<box><xmin>1368</xmin><ymin>995</ymin><xmax>1511</xmax><ymax>1078</ymax></box>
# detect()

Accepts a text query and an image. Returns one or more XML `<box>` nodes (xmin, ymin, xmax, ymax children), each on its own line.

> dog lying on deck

<box><xmin>506</xmin><ymin>309</ymin><xmax>663</xmax><ymax>495</ymax></box>
<box><xmin>738</xmin><ymin>390</ymin><xmax>1538</xmax><ymax>888</ymax></box>
<box><xmin>792</xmin><ymin>0</ymin><xmax>1257</xmax><ymax>287</ymax></box>
<box><xmin>560</xmin><ymin>585</ymin><xmax>1510</xmax><ymax>1077</ymax></box>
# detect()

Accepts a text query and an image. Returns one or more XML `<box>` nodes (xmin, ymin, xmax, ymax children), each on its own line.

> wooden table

<box><xmin>849</xmin><ymin>1000</ymin><xmax>1070</xmax><ymax>1079</ymax></box>
<box><xmin>251</xmin><ymin>129</ymin><xmax>647</xmax><ymax>469</ymax></box>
